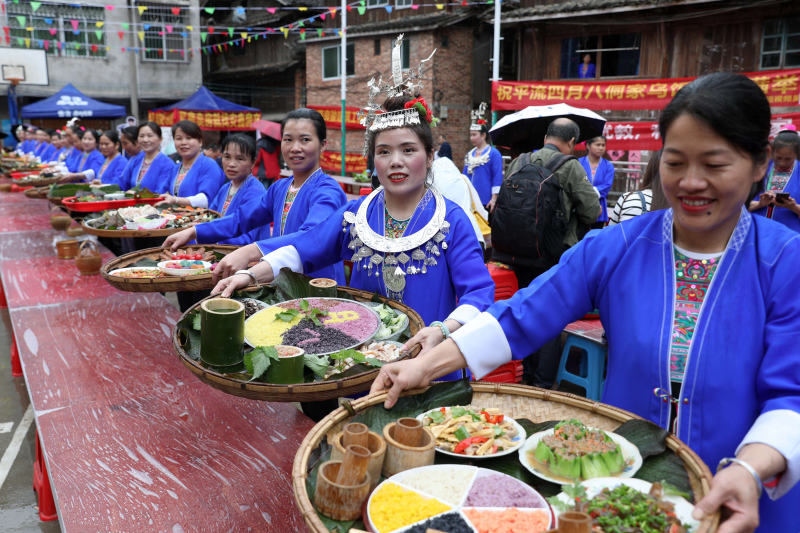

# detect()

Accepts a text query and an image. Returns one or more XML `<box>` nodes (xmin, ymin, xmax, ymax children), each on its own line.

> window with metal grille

<box><xmin>761</xmin><ymin>18</ymin><xmax>800</xmax><ymax>69</ymax></box>
<box><xmin>7</xmin><ymin>2</ymin><xmax>106</xmax><ymax>58</ymax></box>
<box><xmin>140</xmin><ymin>4</ymin><xmax>186</xmax><ymax>62</ymax></box>
<box><xmin>561</xmin><ymin>34</ymin><xmax>641</xmax><ymax>79</ymax></box>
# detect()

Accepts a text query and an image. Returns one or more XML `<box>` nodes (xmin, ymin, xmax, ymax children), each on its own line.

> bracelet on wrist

<box><xmin>429</xmin><ymin>321</ymin><xmax>450</xmax><ymax>340</ymax></box>
<box><xmin>717</xmin><ymin>457</ymin><xmax>763</xmax><ymax>497</ymax></box>
<box><xmin>234</xmin><ymin>269</ymin><xmax>258</xmax><ymax>285</ymax></box>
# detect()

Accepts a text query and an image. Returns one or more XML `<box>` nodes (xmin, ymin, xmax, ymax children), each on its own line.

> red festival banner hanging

<box><xmin>320</xmin><ymin>150</ymin><xmax>367</xmax><ymax>175</ymax></box>
<box><xmin>308</xmin><ymin>105</ymin><xmax>365</xmax><ymax>130</ymax></box>
<box><xmin>492</xmin><ymin>69</ymin><xmax>800</xmax><ymax>111</ymax></box>
<box><xmin>148</xmin><ymin>109</ymin><xmax>260</xmax><ymax>131</ymax></box>
<box><xmin>601</xmin><ymin>112</ymin><xmax>800</xmax><ymax>151</ymax></box>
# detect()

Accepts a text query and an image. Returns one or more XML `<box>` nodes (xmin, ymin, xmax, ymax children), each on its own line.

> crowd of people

<box><xmin>12</xmin><ymin>66</ymin><xmax>800</xmax><ymax>532</ymax></box>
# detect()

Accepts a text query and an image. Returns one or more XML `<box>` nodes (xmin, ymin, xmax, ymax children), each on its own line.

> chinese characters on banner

<box><xmin>308</xmin><ymin>105</ymin><xmax>365</xmax><ymax>130</ymax></box>
<box><xmin>599</xmin><ymin>112</ymin><xmax>800</xmax><ymax>151</ymax></box>
<box><xmin>320</xmin><ymin>150</ymin><xmax>367</xmax><ymax>174</ymax></box>
<box><xmin>492</xmin><ymin>69</ymin><xmax>800</xmax><ymax>111</ymax></box>
<box><xmin>148</xmin><ymin>109</ymin><xmax>260</xmax><ymax>130</ymax></box>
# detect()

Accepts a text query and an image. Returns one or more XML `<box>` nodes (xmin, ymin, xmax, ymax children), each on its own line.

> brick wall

<box><xmin>305</xmin><ymin>27</ymin><xmax>475</xmax><ymax>172</ymax></box>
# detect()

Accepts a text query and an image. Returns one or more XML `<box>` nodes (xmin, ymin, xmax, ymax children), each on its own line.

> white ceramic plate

<box><xmin>518</xmin><ymin>427</ymin><xmax>643</xmax><ymax>484</ymax></box>
<box><xmin>157</xmin><ymin>260</ymin><xmax>212</xmax><ymax>277</ymax></box>
<box><xmin>417</xmin><ymin>406</ymin><xmax>526</xmax><ymax>459</ymax></box>
<box><xmin>553</xmin><ymin>477</ymin><xmax>699</xmax><ymax>531</ymax></box>
<box><xmin>108</xmin><ymin>266</ymin><xmax>164</xmax><ymax>278</ymax></box>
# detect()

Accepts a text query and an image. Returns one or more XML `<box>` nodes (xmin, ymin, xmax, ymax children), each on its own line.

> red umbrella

<box><xmin>252</xmin><ymin>119</ymin><xmax>281</xmax><ymax>140</ymax></box>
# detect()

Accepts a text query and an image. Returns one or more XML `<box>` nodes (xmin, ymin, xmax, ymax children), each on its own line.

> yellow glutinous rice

<box><xmin>369</xmin><ymin>482</ymin><xmax>451</xmax><ymax>532</ymax></box>
<box><xmin>243</xmin><ymin>307</ymin><xmax>301</xmax><ymax>346</ymax></box>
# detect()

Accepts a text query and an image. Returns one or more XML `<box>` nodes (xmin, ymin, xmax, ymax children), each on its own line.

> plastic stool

<box><xmin>359</xmin><ymin>187</ymin><xmax>372</xmax><ymax>196</ymax></box>
<box><xmin>33</xmin><ymin>429</ymin><xmax>58</xmax><ymax>521</ymax></box>
<box><xmin>479</xmin><ymin>360</ymin><xmax>523</xmax><ymax>384</ymax></box>
<box><xmin>486</xmin><ymin>262</ymin><xmax>519</xmax><ymax>301</ymax></box>
<box><xmin>554</xmin><ymin>334</ymin><xmax>607</xmax><ymax>401</ymax></box>
<box><xmin>10</xmin><ymin>336</ymin><xmax>22</xmax><ymax>377</ymax></box>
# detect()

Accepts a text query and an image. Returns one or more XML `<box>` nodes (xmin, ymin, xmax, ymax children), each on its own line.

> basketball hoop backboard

<box><xmin>0</xmin><ymin>48</ymin><xmax>48</xmax><ymax>86</ymax></box>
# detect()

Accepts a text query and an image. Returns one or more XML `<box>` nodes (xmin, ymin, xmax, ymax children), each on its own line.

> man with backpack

<box><xmin>490</xmin><ymin>117</ymin><xmax>601</xmax><ymax>387</ymax></box>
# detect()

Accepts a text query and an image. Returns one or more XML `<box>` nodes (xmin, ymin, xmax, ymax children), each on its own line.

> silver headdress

<box><xmin>358</xmin><ymin>34</ymin><xmax>436</xmax><ymax>154</ymax></box>
<box><xmin>470</xmin><ymin>102</ymin><xmax>488</xmax><ymax>131</ymax></box>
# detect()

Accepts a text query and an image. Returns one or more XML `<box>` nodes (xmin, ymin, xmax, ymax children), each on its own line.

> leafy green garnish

<box><xmin>454</xmin><ymin>426</ymin><xmax>470</xmax><ymax>442</ymax></box>
<box><xmin>364</xmin><ymin>357</ymin><xmax>385</xmax><ymax>368</ymax></box>
<box><xmin>243</xmin><ymin>346</ymin><xmax>279</xmax><ymax>381</ymax></box>
<box><xmin>274</xmin><ymin>309</ymin><xmax>300</xmax><ymax>322</ymax></box>
<box><xmin>450</xmin><ymin>406</ymin><xmax>468</xmax><ymax>418</ymax></box>
<box><xmin>493</xmin><ymin>425</ymin><xmax>505</xmax><ymax>438</ymax></box>
<box><xmin>299</xmin><ymin>299</ymin><xmax>309</xmax><ymax>311</ymax></box>
<box><xmin>303</xmin><ymin>353</ymin><xmax>331</xmax><ymax>379</ymax></box>
<box><xmin>561</xmin><ymin>482</ymin><xmax>587</xmax><ymax>500</ymax></box>
<box><xmin>329</xmin><ymin>349</ymin><xmax>362</xmax><ymax>361</ymax></box>
<box><xmin>426</xmin><ymin>410</ymin><xmax>446</xmax><ymax>424</ymax></box>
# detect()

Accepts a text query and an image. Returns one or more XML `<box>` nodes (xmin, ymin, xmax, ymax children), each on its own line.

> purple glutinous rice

<box><xmin>278</xmin><ymin>299</ymin><xmax>378</xmax><ymax>341</ymax></box>
<box><xmin>463</xmin><ymin>471</ymin><xmax>548</xmax><ymax>508</ymax></box>
<box><xmin>280</xmin><ymin>319</ymin><xmax>360</xmax><ymax>354</ymax></box>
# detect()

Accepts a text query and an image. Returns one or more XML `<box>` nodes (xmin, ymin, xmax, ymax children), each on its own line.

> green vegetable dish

<box><xmin>372</xmin><ymin>303</ymin><xmax>408</xmax><ymax>340</ymax></box>
<box><xmin>557</xmin><ymin>482</ymin><xmax>692</xmax><ymax>533</ymax></box>
<box><xmin>532</xmin><ymin>419</ymin><xmax>626</xmax><ymax>480</ymax></box>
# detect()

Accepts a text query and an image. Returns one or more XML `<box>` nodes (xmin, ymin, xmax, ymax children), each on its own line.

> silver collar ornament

<box><xmin>341</xmin><ymin>187</ymin><xmax>450</xmax><ymax>302</ymax></box>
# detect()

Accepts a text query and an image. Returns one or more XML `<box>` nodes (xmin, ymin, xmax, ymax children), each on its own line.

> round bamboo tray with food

<box><xmin>292</xmin><ymin>382</ymin><xmax>719</xmax><ymax>533</ymax></box>
<box><xmin>81</xmin><ymin>204</ymin><xmax>219</xmax><ymax>237</ymax></box>
<box><xmin>101</xmin><ymin>245</ymin><xmax>239</xmax><ymax>292</ymax></box>
<box><xmin>173</xmin><ymin>279</ymin><xmax>423</xmax><ymax>402</ymax></box>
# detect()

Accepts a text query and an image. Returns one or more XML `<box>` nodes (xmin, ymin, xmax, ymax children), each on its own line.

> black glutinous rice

<box><xmin>404</xmin><ymin>512</ymin><xmax>474</xmax><ymax>533</ymax></box>
<box><xmin>280</xmin><ymin>318</ymin><xmax>359</xmax><ymax>353</ymax></box>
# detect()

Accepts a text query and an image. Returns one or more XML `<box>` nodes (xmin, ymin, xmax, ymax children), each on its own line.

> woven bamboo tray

<box><xmin>81</xmin><ymin>208</ymin><xmax>220</xmax><ymax>238</ymax></box>
<box><xmin>24</xmin><ymin>186</ymin><xmax>50</xmax><ymax>199</ymax></box>
<box><xmin>173</xmin><ymin>285</ymin><xmax>424</xmax><ymax>402</ymax></box>
<box><xmin>18</xmin><ymin>175</ymin><xmax>60</xmax><ymax>187</ymax></box>
<box><xmin>101</xmin><ymin>245</ymin><xmax>239</xmax><ymax>292</ymax></box>
<box><xmin>292</xmin><ymin>383</ymin><xmax>719</xmax><ymax>533</ymax></box>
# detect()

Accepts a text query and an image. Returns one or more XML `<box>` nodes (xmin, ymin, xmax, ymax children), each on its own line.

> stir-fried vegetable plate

<box><xmin>418</xmin><ymin>406</ymin><xmax>526</xmax><ymax>458</ymax></box>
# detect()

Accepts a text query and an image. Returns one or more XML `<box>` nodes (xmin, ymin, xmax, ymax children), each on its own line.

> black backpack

<box><xmin>491</xmin><ymin>152</ymin><xmax>575</xmax><ymax>265</ymax></box>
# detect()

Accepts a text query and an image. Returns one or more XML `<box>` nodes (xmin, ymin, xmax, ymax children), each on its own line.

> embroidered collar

<box><xmin>662</xmin><ymin>206</ymin><xmax>751</xmax><ymax>252</ymax></box>
<box><xmin>464</xmin><ymin>146</ymin><xmax>491</xmax><ymax>175</ymax></box>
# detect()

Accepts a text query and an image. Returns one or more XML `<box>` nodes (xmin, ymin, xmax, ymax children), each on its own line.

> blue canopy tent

<box><xmin>20</xmin><ymin>83</ymin><xmax>125</xmax><ymax>119</ymax></box>
<box><xmin>148</xmin><ymin>86</ymin><xmax>259</xmax><ymax>131</ymax></box>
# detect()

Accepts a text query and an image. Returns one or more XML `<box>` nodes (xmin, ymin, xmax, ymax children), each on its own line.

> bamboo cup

<box><xmin>200</xmin><ymin>298</ymin><xmax>245</xmax><ymax>367</ymax></box>
<box><xmin>313</xmin><ymin>460</ymin><xmax>371</xmax><ymax>521</ymax></box>
<box><xmin>309</xmin><ymin>277</ymin><xmax>337</xmax><ymax>297</ymax></box>
<box><xmin>335</xmin><ymin>445</ymin><xmax>370</xmax><ymax>486</ymax></box>
<box><xmin>331</xmin><ymin>429</ymin><xmax>386</xmax><ymax>490</ymax></box>
<box><xmin>556</xmin><ymin>511</ymin><xmax>592</xmax><ymax>533</ymax></box>
<box><xmin>342</xmin><ymin>422</ymin><xmax>369</xmax><ymax>449</ymax></box>
<box><xmin>381</xmin><ymin>421</ymin><xmax>435</xmax><ymax>477</ymax></box>
<box><xmin>394</xmin><ymin>417</ymin><xmax>424</xmax><ymax>447</ymax></box>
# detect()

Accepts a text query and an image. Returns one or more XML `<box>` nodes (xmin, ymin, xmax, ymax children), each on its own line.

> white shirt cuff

<box><xmin>450</xmin><ymin>312</ymin><xmax>511</xmax><ymax>379</ymax></box>
<box><xmin>736</xmin><ymin>409</ymin><xmax>800</xmax><ymax>499</ymax></box>
<box><xmin>261</xmin><ymin>245</ymin><xmax>303</xmax><ymax>276</ymax></box>
<box><xmin>446</xmin><ymin>304</ymin><xmax>481</xmax><ymax>326</ymax></box>
<box><xmin>187</xmin><ymin>192</ymin><xmax>208</xmax><ymax>209</ymax></box>
<box><xmin>491</xmin><ymin>186</ymin><xmax>501</xmax><ymax>194</ymax></box>
<box><xmin>593</xmin><ymin>186</ymin><xmax>601</xmax><ymax>197</ymax></box>
<box><xmin>81</xmin><ymin>169</ymin><xmax>95</xmax><ymax>180</ymax></box>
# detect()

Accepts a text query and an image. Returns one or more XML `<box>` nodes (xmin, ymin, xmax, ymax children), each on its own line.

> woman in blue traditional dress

<box><xmin>206</xmin><ymin>134</ymin><xmax>267</xmax><ymax>244</ymax></box>
<box><xmin>212</xmin><ymin>93</ymin><xmax>495</xmax><ymax>377</ymax></box>
<box><xmin>92</xmin><ymin>130</ymin><xmax>127</xmax><ymax>185</ymax></box>
<box><xmin>748</xmin><ymin>130</ymin><xmax>800</xmax><ymax>233</ymax></box>
<box><xmin>164</xmin><ymin>108</ymin><xmax>347</xmax><ymax>283</ymax></box>
<box><xmin>579</xmin><ymin>135</ymin><xmax>615</xmax><ymax>228</ymax></box>
<box><xmin>371</xmin><ymin>73</ymin><xmax>800</xmax><ymax>533</ymax></box>
<box><xmin>154</xmin><ymin>120</ymin><xmax>225</xmax><ymax>208</ymax></box>
<box><xmin>114</xmin><ymin>122</ymin><xmax>175</xmax><ymax>191</ymax></box>
<box><xmin>462</xmin><ymin>103</ymin><xmax>503</xmax><ymax>211</ymax></box>
<box><xmin>57</xmin><ymin>129</ymin><xmax>105</xmax><ymax>183</ymax></box>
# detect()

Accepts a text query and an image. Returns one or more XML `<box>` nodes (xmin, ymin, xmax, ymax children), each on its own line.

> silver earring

<box><xmin>425</xmin><ymin>168</ymin><xmax>433</xmax><ymax>188</ymax></box>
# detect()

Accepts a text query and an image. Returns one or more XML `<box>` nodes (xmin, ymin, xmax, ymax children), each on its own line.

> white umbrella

<box><xmin>489</xmin><ymin>103</ymin><xmax>606</xmax><ymax>153</ymax></box>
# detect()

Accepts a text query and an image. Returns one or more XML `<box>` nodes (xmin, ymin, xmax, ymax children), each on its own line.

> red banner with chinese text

<box><xmin>320</xmin><ymin>150</ymin><xmax>367</xmax><ymax>174</ymax></box>
<box><xmin>492</xmin><ymin>69</ymin><xmax>800</xmax><ymax>111</ymax></box>
<box><xmin>601</xmin><ymin>112</ymin><xmax>800</xmax><ymax>151</ymax></box>
<box><xmin>148</xmin><ymin>109</ymin><xmax>260</xmax><ymax>131</ymax></box>
<box><xmin>308</xmin><ymin>105</ymin><xmax>365</xmax><ymax>130</ymax></box>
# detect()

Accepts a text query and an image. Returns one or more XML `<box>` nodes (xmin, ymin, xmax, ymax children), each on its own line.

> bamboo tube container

<box><xmin>545</xmin><ymin>511</ymin><xmax>592</xmax><ymax>533</ymax></box>
<box><xmin>331</xmin><ymin>429</ymin><xmax>386</xmax><ymax>490</ymax></box>
<box><xmin>342</xmin><ymin>422</ymin><xmax>369</xmax><ymax>449</ymax></box>
<box><xmin>335</xmin><ymin>445</ymin><xmax>370</xmax><ymax>486</ymax></box>
<box><xmin>313</xmin><ymin>460</ymin><xmax>371</xmax><ymax>521</ymax></box>
<box><xmin>394</xmin><ymin>418</ymin><xmax>424</xmax><ymax>446</ymax></box>
<box><xmin>309</xmin><ymin>277</ymin><xmax>338</xmax><ymax>297</ymax></box>
<box><xmin>381</xmin><ymin>420</ymin><xmax>435</xmax><ymax>478</ymax></box>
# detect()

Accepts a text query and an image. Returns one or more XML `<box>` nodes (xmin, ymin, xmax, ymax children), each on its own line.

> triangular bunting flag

<box><xmin>300</xmin><ymin>32</ymin><xmax>306</xmax><ymax>41</ymax></box>
<box><xmin>435</xmin><ymin>3</ymin><xmax>443</xmax><ymax>9</ymax></box>
<box><xmin>31</xmin><ymin>2</ymin><xmax>41</xmax><ymax>12</ymax></box>
<box><xmin>43</xmin><ymin>40</ymin><xmax>49</xmax><ymax>50</ymax></box>
<box><xmin>411</xmin><ymin>4</ymin><xmax>419</xmax><ymax>9</ymax></box>
<box><xmin>122</xmin><ymin>22</ymin><xmax>129</xmax><ymax>30</ymax></box>
<box><xmin>320</xmin><ymin>13</ymin><xmax>326</xmax><ymax>20</ymax></box>
<box><xmin>227</xmin><ymin>27</ymin><xmax>233</xmax><ymax>37</ymax></box>
<box><xmin>240</xmin><ymin>32</ymin><xmax>247</xmax><ymax>39</ymax></box>
<box><xmin>138</xmin><ymin>6</ymin><xmax>147</xmax><ymax>15</ymax></box>
<box><xmin>24</xmin><ymin>37</ymin><xmax>30</xmax><ymax>47</ymax></box>
<box><xmin>25</xmin><ymin>26</ymin><xmax>32</xmax><ymax>32</ymax></box>
<box><xmin>117</xmin><ymin>31</ymin><xmax>124</xmax><ymax>40</ymax></box>
<box><xmin>186</xmin><ymin>25</ymin><xmax>193</xmax><ymax>31</ymax></box>
<box><xmin>15</xmin><ymin>15</ymin><xmax>25</xmax><ymax>27</ymax></box>
<box><xmin>44</xmin><ymin>17</ymin><xmax>53</xmax><ymax>24</ymax></box>
<box><xmin>280</xmin><ymin>27</ymin><xmax>288</xmax><ymax>38</ymax></box>
<box><xmin>329</xmin><ymin>7</ymin><xmax>337</xmax><ymax>17</ymax></box>
<box><xmin>166</xmin><ymin>25</ymin><xmax>173</xmax><ymax>33</ymax></box>
<box><xmin>171</xmin><ymin>7</ymin><xmax>180</xmax><ymax>16</ymax></box>
<box><xmin>385</xmin><ymin>5</ymin><xmax>392</xmax><ymax>12</ymax></box>
<box><xmin>299</xmin><ymin>7</ymin><xmax>308</xmax><ymax>11</ymax></box>
<box><xmin>106</xmin><ymin>5</ymin><xmax>114</xmax><ymax>10</ymax></box>
<box><xmin>317</xmin><ymin>28</ymin><xmax>323</xmax><ymax>37</ymax></box>
<box><xmin>95</xmin><ymin>30</ymin><xmax>102</xmax><ymax>41</ymax></box>
<box><xmin>91</xmin><ymin>44</ymin><xmax>98</xmax><ymax>53</ymax></box>
<box><xmin>95</xmin><ymin>21</ymin><xmax>104</xmax><ymax>28</ymax></box>
<box><xmin>235</xmin><ymin>6</ymin><xmax>245</xmax><ymax>16</ymax></box>
<box><xmin>204</xmin><ymin>7</ymin><xmax>215</xmax><ymax>14</ymax></box>
<box><xmin>267</xmin><ymin>7</ymin><xmax>276</xmax><ymax>14</ymax></box>
<box><xmin>138</xmin><ymin>31</ymin><xmax>145</xmax><ymax>42</ymax></box>
<box><xmin>208</xmin><ymin>26</ymin><xmax>215</xmax><ymax>34</ymax></box>
<box><xmin>200</xmin><ymin>32</ymin><xmax>207</xmax><ymax>43</ymax></box>
<box><xmin>70</xmin><ymin>19</ymin><xmax>79</xmax><ymax>32</ymax></box>
<box><xmin>143</xmin><ymin>24</ymin><xmax>150</xmax><ymax>30</ymax></box>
